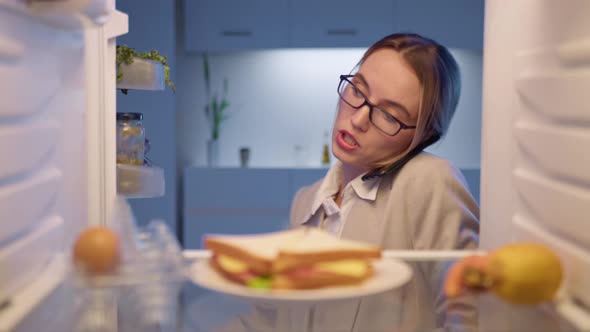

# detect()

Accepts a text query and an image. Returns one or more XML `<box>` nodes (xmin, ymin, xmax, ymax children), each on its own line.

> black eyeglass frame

<box><xmin>337</xmin><ymin>74</ymin><xmax>417</xmax><ymax>136</ymax></box>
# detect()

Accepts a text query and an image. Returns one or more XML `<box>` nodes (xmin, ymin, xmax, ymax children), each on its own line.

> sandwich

<box><xmin>204</xmin><ymin>227</ymin><xmax>382</xmax><ymax>290</ymax></box>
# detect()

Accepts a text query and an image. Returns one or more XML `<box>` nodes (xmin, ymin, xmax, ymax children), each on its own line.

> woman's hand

<box><xmin>444</xmin><ymin>254</ymin><xmax>492</xmax><ymax>298</ymax></box>
<box><xmin>444</xmin><ymin>243</ymin><xmax>563</xmax><ymax>305</ymax></box>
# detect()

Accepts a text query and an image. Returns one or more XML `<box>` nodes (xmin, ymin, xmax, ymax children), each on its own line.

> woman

<box><xmin>221</xmin><ymin>32</ymin><xmax>479</xmax><ymax>332</ymax></box>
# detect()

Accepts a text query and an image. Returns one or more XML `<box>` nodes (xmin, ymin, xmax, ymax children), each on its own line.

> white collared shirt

<box><xmin>311</xmin><ymin>161</ymin><xmax>382</xmax><ymax>237</ymax></box>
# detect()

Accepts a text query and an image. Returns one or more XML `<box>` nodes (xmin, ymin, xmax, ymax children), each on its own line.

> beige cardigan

<box><xmin>218</xmin><ymin>152</ymin><xmax>480</xmax><ymax>332</ymax></box>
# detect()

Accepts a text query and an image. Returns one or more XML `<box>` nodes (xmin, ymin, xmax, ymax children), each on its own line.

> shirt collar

<box><xmin>310</xmin><ymin>162</ymin><xmax>342</xmax><ymax>214</ymax></box>
<box><xmin>350</xmin><ymin>170</ymin><xmax>381</xmax><ymax>201</ymax></box>
<box><xmin>309</xmin><ymin>162</ymin><xmax>382</xmax><ymax>216</ymax></box>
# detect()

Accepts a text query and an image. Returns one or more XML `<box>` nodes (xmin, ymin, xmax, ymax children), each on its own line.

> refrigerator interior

<box><xmin>0</xmin><ymin>0</ymin><xmax>589</xmax><ymax>331</ymax></box>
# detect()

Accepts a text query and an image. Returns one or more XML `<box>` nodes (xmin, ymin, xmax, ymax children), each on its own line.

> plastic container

<box><xmin>116</xmin><ymin>113</ymin><xmax>145</xmax><ymax>165</ymax></box>
<box><xmin>116</xmin><ymin>58</ymin><xmax>165</xmax><ymax>91</ymax></box>
<box><xmin>116</xmin><ymin>164</ymin><xmax>165</xmax><ymax>198</ymax></box>
<box><xmin>69</xmin><ymin>199</ymin><xmax>187</xmax><ymax>332</ymax></box>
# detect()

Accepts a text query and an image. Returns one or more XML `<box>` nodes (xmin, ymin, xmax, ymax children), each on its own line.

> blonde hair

<box><xmin>358</xmin><ymin>33</ymin><xmax>461</xmax><ymax>170</ymax></box>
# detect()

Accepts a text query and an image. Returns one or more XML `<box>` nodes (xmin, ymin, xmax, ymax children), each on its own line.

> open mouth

<box><xmin>336</xmin><ymin>130</ymin><xmax>359</xmax><ymax>151</ymax></box>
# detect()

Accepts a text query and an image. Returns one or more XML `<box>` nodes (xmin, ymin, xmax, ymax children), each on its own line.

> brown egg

<box><xmin>73</xmin><ymin>226</ymin><xmax>121</xmax><ymax>274</ymax></box>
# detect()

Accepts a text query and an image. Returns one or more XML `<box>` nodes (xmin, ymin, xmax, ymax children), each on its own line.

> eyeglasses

<box><xmin>337</xmin><ymin>75</ymin><xmax>416</xmax><ymax>136</ymax></box>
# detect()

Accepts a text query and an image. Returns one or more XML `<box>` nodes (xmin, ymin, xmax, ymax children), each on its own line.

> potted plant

<box><xmin>203</xmin><ymin>53</ymin><xmax>230</xmax><ymax>167</ymax></box>
<box><xmin>116</xmin><ymin>45</ymin><xmax>175</xmax><ymax>94</ymax></box>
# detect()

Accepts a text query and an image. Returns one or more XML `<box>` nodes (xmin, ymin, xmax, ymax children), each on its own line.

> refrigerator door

<box><xmin>0</xmin><ymin>1</ymin><xmax>125</xmax><ymax>331</ymax></box>
<box><xmin>481</xmin><ymin>0</ymin><xmax>590</xmax><ymax>330</ymax></box>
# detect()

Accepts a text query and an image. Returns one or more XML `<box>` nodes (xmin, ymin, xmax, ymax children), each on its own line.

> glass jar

<box><xmin>117</xmin><ymin>112</ymin><xmax>145</xmax><ymax>165</ymax></box>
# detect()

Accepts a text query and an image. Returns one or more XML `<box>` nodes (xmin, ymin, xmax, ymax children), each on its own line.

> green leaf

<box><xmin>213</xmin><ymin>108</ymin><xmax>221</xmax><ymax>122</ymax></box>
<box><xmin>247</xmin><ymin>276</ymin><xmax>272</xmax><ymax>289</ymax></box>
<box><xmin>202</xmin><ymin>55</ymin><xmax>232</xmax><ymax>140</ymax></box>
<box><xmin>212</xmin><ymin>95</ymin><xmax>220</xmax><ymax>111</ymax></box>
<box><xmin>219</xmin><ymin>99</ymin><xmax>229</xmax><ymax>111</ymax></box>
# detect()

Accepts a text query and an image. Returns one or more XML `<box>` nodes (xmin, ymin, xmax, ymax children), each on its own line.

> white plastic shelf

<box><xmin>514</xmin><ymin>216</ymin><xmax>590</xmax><ymax>316</ymax></box>
<box><xmin>0</xmin><ymin>124</ymin><xmax>60</xmax><ymax>179</ymax></box>
<box><xmin>117</xmin><ymin>164</ymin><xmax>165</xmax><ymax>199</ymax></box>
<box><xmin>0</xmin><ymin>255</ymin><xmax>65</xmax><ymax>332</ymax></box>
<box><xmin>0</xmin><ymin>0</ymin><xmax>114</xmax><ymax>30</ymax></box>
<box><xmin>0</xmin><ymin>169</ymin><xmax>62</xmax><ymax>244</ymax></box>
<box><xmin>0</xmin><ymin>216</ymin><xmax>63</xmax><ymax>305</ymax></box>
<box><xmin>182</xmin><ymin>249</ymin><xmax>485</xmax><ymax>262</ymax></box>
<box><xmin>104</xmin><ymin>10</ymin><xmax>128</xmax><ymax>39</ymax></box>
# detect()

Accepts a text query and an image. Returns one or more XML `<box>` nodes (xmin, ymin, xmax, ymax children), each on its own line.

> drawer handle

<box><xmin>0</xmin><ymin>36</ymin><xmax>24</xmax><ymax>62</ymax></box>
<box><xmin>326</xmin><ymin>29</ymin><xmax>358</xmax><ymax>36</ymax></box>
<box><xmin>222</xmin><ymin>30</ymin><xmax>253</xmax><ymax>37</ymax></box>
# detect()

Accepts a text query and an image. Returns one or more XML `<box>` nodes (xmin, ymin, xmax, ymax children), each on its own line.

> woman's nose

<box><xmin>351</xmin><ymin>105</ymin><xmax>371</xmax><ymax>132</ymax></box>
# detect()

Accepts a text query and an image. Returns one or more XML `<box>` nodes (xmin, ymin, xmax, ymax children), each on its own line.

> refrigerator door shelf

<box><xmin>116</xmin><ymin>57</ymin><xmax>165</xmax><ymax>91</ymax></box>
<box><xmin>0</xmin><ymin>216</ymin><xmax>64</xmax><ymax>307</ymax></box>
<box><xmin>117</xmin><ymin>164</ymin><xmax>165</xmax><ymax>199</ymax></box>
<box><xmin>0</xmin><ymin>0</ymin><xmax>114</xmax><ymax>30</ymax></box>
<box><xmin>0</xmin><ymin>11</ymin><xmax>63</xmax><ymax>118</ymax></box>
<box><xmin>514</xmin><ymin>122</ymin><xmax>590</xmax><ymax>185</ymax></box>
<box><xmin>514</xmin><ymin>215</ymin><xmax>590</xmax><ymax>314</ymax></box>
<box><xmin>0</xmin><ymin>168</ymin><xmax>62</xmax><ymax>244</ymax></box>
<box><xmin>0</xmin><ymin>123</ymin><xmax>60</xmax><ymax>180</ymax></box>
<box><xmin>514</xmin><ymin>168</ymin><xmax>590</xmax><ymax>247</ymax></box>
<box><xmin>515</xmin><ymin>44</ymin><xmax>590</xmax><ymax>124</ymax></box>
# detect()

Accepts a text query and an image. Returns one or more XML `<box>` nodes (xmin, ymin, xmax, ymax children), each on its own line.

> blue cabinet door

<box><xmin>396</xmin><ymin>0</ymin><xmax>485</xmax><ymax>49</ymax></box>
<box><xmin>290</xmin><ymin>0</ymin><xmax>396</xmax><ymax>48</ymax></box>
<box><xmin>184</xmin><ymin>0</ymin><xmax>289</xmax><ymax>52</ymax></box>
<box><xmin>183</xmin><ymin>168</ymin><xmax>292</xmax><ymax>248</ymax></box>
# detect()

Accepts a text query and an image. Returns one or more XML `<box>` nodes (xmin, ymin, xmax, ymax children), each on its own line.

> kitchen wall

<box><xmin>176</xmin><ymin>49</ymin><xmax>483</xmax><ymax>169</ymax></box>
<box><xmin>116</xmin><ymin>0</ymin><xmax>177</xmax><ymax>231</ymax></box>
<box><xmin>115</xmin><ymin>0</ymin><xmax>483</xmax><ymax>239</ymax></box>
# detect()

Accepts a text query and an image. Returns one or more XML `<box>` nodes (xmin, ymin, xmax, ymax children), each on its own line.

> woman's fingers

<box><xmin>445</xmin><ymin>258</ymin><xmax>468</xmax><ymax>297</ymax></box>
<box><xmin>445</xmin><ymin>255</ymin><xmax>490</xmax><ymax>298</ymax></box>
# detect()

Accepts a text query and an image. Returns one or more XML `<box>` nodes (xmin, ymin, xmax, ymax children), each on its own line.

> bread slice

<box><xmin>272</xmin><ymin>263</ymin><xmax>375</xmax><ymax>289</ymax></box>
<box><xmin>209</xmin><ymin>256</ymin><xmax>253</xmax><ymax>285</ymax></box>
<box><xmin>204</xmin><ymin>228</ymin><xmax>307</xmax><ymax>275</ymax></box>
<box><xmin>205</xmin><ymin>227</ymin><xmax>381</xmax><ymax>276</ymax></box>
<box><xmin>273</xmin><ymin>228</ymin><xmax>381</xmax><ymax>272</ymax></box>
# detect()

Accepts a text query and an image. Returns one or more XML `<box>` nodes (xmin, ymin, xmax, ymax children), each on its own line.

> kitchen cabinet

<box><xmin>183</xmin><ymin>0</ymin><xmax>289</xmax><ymax>52</ymax></box>
<box><xmin>396</xmin><ymin>0</ymin><xmax>485</xmax><ymax>49</ymax></box>
<box><xmin>183</xmin><ymin>0</ymin><xmax>485</xmax><ymax>51</ymax></box>
<box><xmin>289</xmin><ymin>0</ymin><xmax>395</xmax><ymax>48</ymax></box>
<box><xmin>182</xmin><ymin>168</ymin><xmax>327</xmax><ymax>249</ymax></box>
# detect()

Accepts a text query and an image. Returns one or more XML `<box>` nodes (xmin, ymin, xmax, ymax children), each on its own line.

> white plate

<box><xmin>189</xmin><ymin>258</ymin><xmax>413</xmax><ymax>304</ymax></box>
